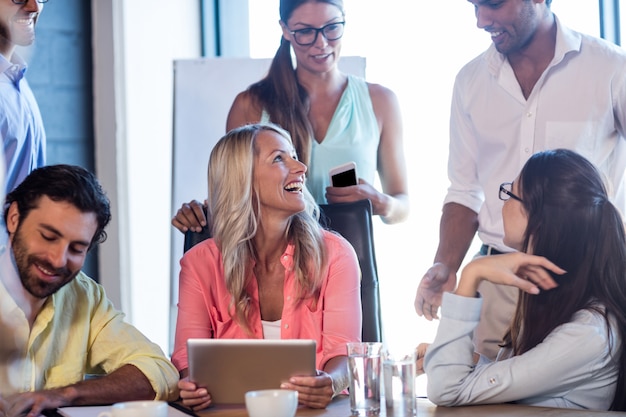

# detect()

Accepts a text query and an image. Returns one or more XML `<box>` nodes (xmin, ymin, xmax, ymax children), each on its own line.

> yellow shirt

<box><xmin>0</xmin><ymin>244</ymin><xmax>179</xmax><ymax>400</ymax></box>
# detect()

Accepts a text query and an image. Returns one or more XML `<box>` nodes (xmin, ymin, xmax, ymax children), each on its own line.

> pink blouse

<box><xmin>171</xmin><ymin>230</ymin><xmax>362</xmax><ymax>371</ymax></box>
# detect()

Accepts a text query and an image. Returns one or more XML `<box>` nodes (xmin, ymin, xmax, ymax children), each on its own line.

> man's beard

<box><xmin>12</xmin><ymin>225</ymin><xmax>78</xmax><ymax>299</ymax></box>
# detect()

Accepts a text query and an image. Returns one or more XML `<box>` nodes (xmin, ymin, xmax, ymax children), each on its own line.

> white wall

<box><xmin>92</xmin><ymin>0</ymin><xmax>202</xmax><ymax>353</ymax></box>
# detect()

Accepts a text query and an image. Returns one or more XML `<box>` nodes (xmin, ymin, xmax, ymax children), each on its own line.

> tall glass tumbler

<box><xmin>383</xmin><ymin>350</ymin><xmax>416</xmax><ymax>416</ymax></box>
<box><xmin>347</xmin><ymin>342</ymin><xmax>383</xmax><ymax>415</ymax></box>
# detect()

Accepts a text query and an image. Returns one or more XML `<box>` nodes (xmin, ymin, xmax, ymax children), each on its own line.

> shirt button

<box><xmin>525</xmin><ymin>148</ymin><xmax>530</xmax><ymax>153</ymax></box>
<box><xmin>526</xmin><ymin>112</ymin><xmax>533</xmax><ymax>117</ymax></box>
<box><xmin>489</xmin><ymin>377</ymin><xmax>497</xmax><ymax>385</ymax></box>
<box><xmin>284</xmin><ymin>324</ymin><xmax>289</xmax><ymax>329</ymax></box>
<box><xmin>287</xmin><ymin>296</ymin><xmax>291</xmax><ymax>301</ymax></box>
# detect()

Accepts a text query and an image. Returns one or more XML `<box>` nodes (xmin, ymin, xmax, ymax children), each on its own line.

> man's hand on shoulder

<box><xmin>172</xmin><ymin>200</ymin><xmax>207</xmax><ymax>233</ymax></box>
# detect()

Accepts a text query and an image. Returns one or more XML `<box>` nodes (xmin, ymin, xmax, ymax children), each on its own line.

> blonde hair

<box><xmin>207</xmin><ymin>123</ymin><xmax>328</xmax><ymax>333</ymax></box>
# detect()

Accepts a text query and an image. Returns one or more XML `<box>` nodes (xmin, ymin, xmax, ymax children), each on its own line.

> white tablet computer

<box><xmin>187</xmin><ymin>338</ymin><xmax>317</xmax><ymax>405</ymax></box>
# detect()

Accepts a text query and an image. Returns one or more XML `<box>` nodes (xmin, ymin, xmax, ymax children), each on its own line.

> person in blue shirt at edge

<box><xmin>0</xmin><ymin>0</ymin><xmax>48</xmax><ymax>249</ymax></box>
<box><xmin>414</xmin><ymin>0</ymin><xmax>626</xmax><ymax>362</ymax></box>
<box><xmin>417</xmin><ymin>149</ymin><xmax>626</xmax><ymax>411</ymax></box>
<box><xmin>0</xmin><ymin>165</ymin><xmax>179</xmax><ymax>417</ymax></box>
<box><xmin>171</xmin><ymin>0</ymin><xmax>409</xmax><ymax>233</ymax></box>
<box><xmin>0</xmin><ymin>0</ymin><xmax>46</xmax><ymax>195</ymax></box>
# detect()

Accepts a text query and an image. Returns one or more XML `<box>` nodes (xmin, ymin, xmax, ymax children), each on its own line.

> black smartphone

<box><xmin>329</xmin><ymin>162</ymin><xmax>358</xmax><ymax>187</ymax></box>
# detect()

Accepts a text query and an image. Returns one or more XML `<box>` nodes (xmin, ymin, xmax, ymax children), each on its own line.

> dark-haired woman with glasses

<box><xmin>172</xmin><ymin>0</ymin><xmax>409</xmax><ymax>233</ymax></box>
<box><xmin>419</xmin><ymin>149</ymin><xmax>626</xmax><ymax>411</ymax></box>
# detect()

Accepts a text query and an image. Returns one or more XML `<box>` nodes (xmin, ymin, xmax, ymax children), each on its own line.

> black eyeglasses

<box><xmin>12</xmin><ymin>0</ymin><xmax>48</xmax><ymax>4</ymax></box>
<box><xmin>499</xmin><ymin>182</ymin><xmax>523</xmax><ymax>202</ymax></box>
<box><xmin>289</xmin><ymin>21</ymin><xmax>345</xmax><ymax>46</ymax></box>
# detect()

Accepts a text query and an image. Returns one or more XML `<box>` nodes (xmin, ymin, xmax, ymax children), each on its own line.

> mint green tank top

<box><xmin>263</xmin><ymin>75</ymin><xmax>379</xmax><ymax>204</ymax></box>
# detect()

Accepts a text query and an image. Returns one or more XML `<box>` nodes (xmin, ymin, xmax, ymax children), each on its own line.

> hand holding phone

<box><xmin>329</xmin><ymin>162</ymin><xmax>358</xmax><ymax>187</ymax></box>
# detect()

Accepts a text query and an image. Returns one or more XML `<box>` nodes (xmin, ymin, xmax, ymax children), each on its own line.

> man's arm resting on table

<box><xmin>3</xmin><ymin>364</ymin><xmax>155</xmax><ymax>417</ymax></box>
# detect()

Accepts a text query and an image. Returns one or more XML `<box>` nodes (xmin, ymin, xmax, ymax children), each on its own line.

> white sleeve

<box><xmin>425</xmin><ymin>292</ymin><xmax>615</xmax><ymax>408</ymax></box>
<box><xmin>443</xmin><ymin>72</ymin><xmax>484</xmax><ymax>213</ymax></box>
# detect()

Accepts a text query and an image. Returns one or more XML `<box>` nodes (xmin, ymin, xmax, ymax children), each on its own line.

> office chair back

<box><xmin>183</xmin><ymin>223</ymin><xmax>212</xmax><ymax>253</ymax></box>
<box><xmin>318</xmin><ymin>199</ymin><xmax>382</xmax><ymax>342</ymax></box>
<box><xmin>182</xmin><ymin>199</ymin><xmax>382</xmax><ymax>342</ymax></box>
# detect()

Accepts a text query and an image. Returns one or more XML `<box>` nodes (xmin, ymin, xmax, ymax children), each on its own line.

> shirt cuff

<box><xmin>441</xmin><ymin>291</ymin><xmax>482</xmax><ymax>322</ymax></box>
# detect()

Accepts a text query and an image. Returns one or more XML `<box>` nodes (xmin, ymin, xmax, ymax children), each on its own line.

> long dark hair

<box><xmin>502</xmin><ymin>149</ymin><xmax>626</xmax><ymax>410</ymax></box>
<box><xmin>247</xmin><ymin>0</ymin><xmax>345</xmax><ymax>166</ymax></box>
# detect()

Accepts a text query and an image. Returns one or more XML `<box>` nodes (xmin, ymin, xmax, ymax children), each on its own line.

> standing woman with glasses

<box><xmin>0</xmin><ymin>0</ymin><xmax>48</xmax><ymax>200</ymax></box>
<box><xmin>418</xmin><ymin>149</ymin><xmax>626</xmax><ymax>410</ymax></box>
<box><xmin>172</xmin><ymin>0</ymin><xmax>409</xmax><ymax>233</ymax></box>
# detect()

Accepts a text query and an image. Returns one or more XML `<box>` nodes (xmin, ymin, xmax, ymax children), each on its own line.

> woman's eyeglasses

<box><xmin>289</xmin><ymin>21</ymin><xmax>345</xmax><ymax>46</ymax></box>
<box><xmin>499</xmin><ymin>182</ymin><xmax>523</xmax><ymax>202</ymax></box>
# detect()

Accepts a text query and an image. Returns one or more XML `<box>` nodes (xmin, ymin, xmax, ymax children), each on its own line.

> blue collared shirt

<box><xmin>0</xmin><ymin>52</ymin><xmax>46</xmax><ymax>195</ymax></box>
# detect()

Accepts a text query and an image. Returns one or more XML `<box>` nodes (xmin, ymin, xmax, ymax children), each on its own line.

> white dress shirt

<box><xmin>444</xmin><ymin>16</ymin><xmax>626</xmax><ymax>251</ymax></box>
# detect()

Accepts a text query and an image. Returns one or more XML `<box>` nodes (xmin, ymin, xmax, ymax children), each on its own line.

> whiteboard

<box><xmin>169</xmin><ymin>57</ymin><xmax>366</xmax><ymax>349</ymax></box>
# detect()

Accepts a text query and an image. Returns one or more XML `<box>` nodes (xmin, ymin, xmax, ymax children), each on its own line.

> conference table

<box><xmin>59</xmin><ymin>396</ymin><xmax>626</xmax><ymax>417</ymax></box>
<box><xmin>188</xmin><ymin>396</ymin><xmax>626</xmax><ymax>417</ymax></box>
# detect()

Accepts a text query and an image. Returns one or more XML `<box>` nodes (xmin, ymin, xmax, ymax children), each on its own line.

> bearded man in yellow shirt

<box><xmin>0</xmin><ymin>165</ymin><xmax>179</xmax><ymax>417</ymax></box>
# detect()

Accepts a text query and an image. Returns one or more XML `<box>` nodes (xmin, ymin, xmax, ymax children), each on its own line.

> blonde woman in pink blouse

<box><xmin>172</xmin><ymin>123</ymin><xmax>362</xmax><ymax>411</ymax></box>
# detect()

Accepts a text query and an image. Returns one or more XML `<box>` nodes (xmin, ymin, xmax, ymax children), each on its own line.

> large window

<box><xmin>552</xmin><ymin>1</ymin><xmax>600</xmax><ymax>36</ymax></box>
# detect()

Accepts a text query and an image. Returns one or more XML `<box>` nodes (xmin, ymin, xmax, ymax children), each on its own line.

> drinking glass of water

<box><xmin>347</xmin><ymin>342</ymin><xmax>383</xmax><ymax>415</ymax></box>
<box><xmin>382</xmin><ymin>349</ymin><xmax>416</xmax><ymax>416</ymax></box>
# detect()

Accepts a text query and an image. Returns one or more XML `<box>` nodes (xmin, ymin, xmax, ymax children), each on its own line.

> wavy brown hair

<box><xmin>501</xmin><ymin>149</ymin><xmax>626</xmax><ymax>410</ymax></box>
